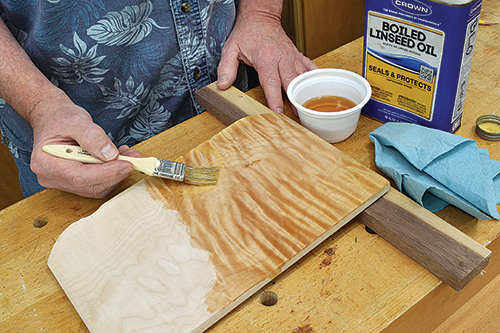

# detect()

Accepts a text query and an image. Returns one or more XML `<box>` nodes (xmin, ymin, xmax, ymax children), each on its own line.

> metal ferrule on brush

<box><xmin>153</xmin><ymin>159</ymin><xmax>186</xmax><ymax>181</ymax></box>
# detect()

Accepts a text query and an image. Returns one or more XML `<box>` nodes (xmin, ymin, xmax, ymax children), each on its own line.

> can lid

<box><xmin>476</xmin><ymin>115</ymin><xmax>500</xmax><ymax>141</ymax></box>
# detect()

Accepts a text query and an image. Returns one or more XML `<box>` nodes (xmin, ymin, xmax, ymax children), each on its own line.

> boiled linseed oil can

<box><xmin>362</xmin><ymin>0</ymin><xmax>483</xmax><ymax>133</ymax></box>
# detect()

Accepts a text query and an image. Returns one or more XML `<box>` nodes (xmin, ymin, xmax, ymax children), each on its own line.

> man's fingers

<box><xmin>118</xmin><ymin>145</ymin><xmax>142</xmax><ymax>158</ymax></box>
<box><xmin>217</xmin><ymin>45</ymin><xmax>241</xmax><ymax>90</ymax></box>
<box><xmin>257</xmin><ymin>66</ymin><xmax>285</xmax><ymax>113</ymax></box>
<box><xmin>70</xmin><ymin>122</ymin><xmax>118</xmax><ymax>162</ymax></box>
<box><xmin>258</xmin><ymin>54</ymin><xmax>314</xmax><ymax>113</ymax></box>
<box><xmin>302</xmin><ymin>55</ymin><xmax>319</xmax><ymax>71</ymax></box>
<box><xmin>36</xmin><ymin>159</ymin><xmax>133</xmax><ymax>198</ymax></box>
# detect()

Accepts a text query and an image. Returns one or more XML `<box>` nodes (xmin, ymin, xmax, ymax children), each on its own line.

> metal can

<box><xmin>362</xmin><ymin>0</ymin><xmax>483</xmax><ymax>133</ymax></box>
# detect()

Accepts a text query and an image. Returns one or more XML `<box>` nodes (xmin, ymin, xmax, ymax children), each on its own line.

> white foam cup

<box><xmin>287</xmin><ymin>68</ymin><xmax>372</xmax><ymax>143</ymax></box>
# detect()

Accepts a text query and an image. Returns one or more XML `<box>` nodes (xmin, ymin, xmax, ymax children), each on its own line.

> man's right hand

<box><xmin>1</xmin><ymin>19</ymin><xmax>140</xmax><ymax>199</ymax></box>
<box><xmin>29</xmin><ymin>95</ymin><xmax>141</xmax><ymax>198</ymax></box>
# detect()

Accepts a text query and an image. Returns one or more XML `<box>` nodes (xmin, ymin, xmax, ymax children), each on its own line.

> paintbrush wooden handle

<box><xmin>42</xmin><ymin>145</ymin><xmax>157</xmax><ymax>176</ymax></box>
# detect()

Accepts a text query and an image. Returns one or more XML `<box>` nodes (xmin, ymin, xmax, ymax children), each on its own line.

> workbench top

<box><xmin>1</xmin><ymin>0</ymin><xmax>499</xmax><ymax>331</ymax></box>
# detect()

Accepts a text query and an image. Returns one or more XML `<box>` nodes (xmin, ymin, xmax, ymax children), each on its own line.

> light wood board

<box><xmin>48</xmin><ymin>113</ymin><xmax>389</xmax><ymax>332</ymax></box>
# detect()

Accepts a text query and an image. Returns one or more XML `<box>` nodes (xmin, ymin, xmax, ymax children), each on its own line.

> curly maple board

<box><xmin>48</xmin><ymin>113</ymin><xmax>389</xmax><ymax>333</ymax></box>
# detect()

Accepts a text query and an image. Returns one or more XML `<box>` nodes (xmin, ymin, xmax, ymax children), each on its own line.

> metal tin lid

<box><xmin>476</xmin><ymin>115</ymin><xmax>500</xmax><ymax>141</ymax></box>
<box><xmin>432</xmin><ymin>0</ymin><xmax>476</xmax><ymax>5</ymax></box>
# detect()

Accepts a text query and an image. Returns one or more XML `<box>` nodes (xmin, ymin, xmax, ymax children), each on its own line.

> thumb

<box><xmin>97</xmin><ymin>141</ymin><xmax>119</xmax><ymax>162</ymax></box>
<box><xmin>74</xmin><ymin>122</ymin><xmax>119</xmax><ymax>162</ymax></box>
<box><xmin>217</xmin><ymin>46</ymin><xmax>241</xmax><ymax>90</ymax></box>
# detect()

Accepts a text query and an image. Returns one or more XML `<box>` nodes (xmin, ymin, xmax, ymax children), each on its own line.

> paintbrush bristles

<box><xmin>183</xmin><ymin>165</ymin><xmax>220</xmax><ymax>186</ymax></box>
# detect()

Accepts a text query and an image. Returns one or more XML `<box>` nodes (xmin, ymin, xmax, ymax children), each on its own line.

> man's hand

<box><xmin>1</xmin><ymin>19</ymin><xmax>140</xmax><ymax>198</ymax></box>
<box><xmin>217</xmin><ymin>1</ymin><xmax>318</xmax><ymax>113</ymax></box>
<box><xmin>29</xmin><ymin>95</ymin><xmax>141</xmax><ymax>198</ymax></box>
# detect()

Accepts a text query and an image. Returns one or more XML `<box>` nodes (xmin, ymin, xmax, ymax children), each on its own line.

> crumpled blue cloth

<box><xmin>369</xmin><ymin>123</ymin><xmax>500</xmax><ymax>220</ymax></box>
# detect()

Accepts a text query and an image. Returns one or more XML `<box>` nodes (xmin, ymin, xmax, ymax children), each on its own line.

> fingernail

<box><xmin>217</xmin><ymin>76</ymin><xmax>227</xmax><ymax>87</ymax></box>
<box><xmin>101</xmin><ymin>144</ymin><xmax>117</xmax><ymax>160</ymax></box>
<box><xmin>276</xmin><ymin>108</ymin><xmax>284</xmax><ymax>114</ymax></box>
<box><xmin>121</xmin><ymin>167</ymin><xmax>133</xmax><ymax>175</ymax></box>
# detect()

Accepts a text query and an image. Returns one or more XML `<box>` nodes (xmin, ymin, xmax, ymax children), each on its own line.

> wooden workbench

<box><xmin>1</xmin><ymin>0</ymin><xmax>499</xmax><ymax>331</ymax></box>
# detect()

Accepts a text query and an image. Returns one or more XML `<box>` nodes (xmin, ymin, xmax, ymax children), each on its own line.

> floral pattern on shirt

<box><xmin>0</xmin><ymin>0</ymin><xmax>238</xmax><ymax>150</ymax></box>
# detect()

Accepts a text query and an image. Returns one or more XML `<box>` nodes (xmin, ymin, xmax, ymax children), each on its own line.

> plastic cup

<box><xmin>287</xmin><ymin>68</ymin><xmax>372</xmax><ymax>143</ymax></box>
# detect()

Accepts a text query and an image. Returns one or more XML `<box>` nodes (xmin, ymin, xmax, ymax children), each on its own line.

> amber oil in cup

<box><xmin>302</xmin><ymin>96</ymin><xmax>357</xmax><ymax>113</ymax></box>
<box><xmin>287</xmin><ymin>68</ymin><xmax>372</xmax><ymax>143</ymax></box>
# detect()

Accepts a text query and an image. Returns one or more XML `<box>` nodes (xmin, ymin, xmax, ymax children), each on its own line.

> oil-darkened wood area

<box><xmin>196</xmin><ymin>83</ymin><xmax>491</xmax><ymax>292</ymax></box>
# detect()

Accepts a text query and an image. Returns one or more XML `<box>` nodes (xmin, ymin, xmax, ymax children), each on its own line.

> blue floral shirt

<box><xmin>0</xmin><ymin>0</ymin><xmax>242</xmax><ymax>164</ymax></box>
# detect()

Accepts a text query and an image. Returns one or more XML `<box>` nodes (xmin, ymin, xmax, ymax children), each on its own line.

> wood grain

<box><xmin>0</xmin><ymin>112</ymin><xmax>225</xmax><ymax>333</ymax></box>
<box><xmin>48</xmin><ymin>113</ymin><xmax>389</xmax><ymax>332</ymax></box>
<box><xmin>195</xmin><ymin>85</ymin><xmax>271</xmax><ymax>126</ymax></box>
<box><xmin>3</xmin><ymin>1</ymin><xmax>500</xmax><ymax>331</ymax></box>
<box><xmin>357</xmin><ymin>188</ymin><xmax>491</xmax><ymax>291</ymax></box>
<box><xmin>282</xmin><ymin>0</ymin><xmax>365</xmax><ymax>59</ymax></box>
<box><xmin>196</xmin><ymin>82</ymin><xmax>491</xmax><ymax>291</ymax></box>
<box><xmin>432</xmin><ymin>265</ymin><xmax>500</xmax><ymax>333</ymax></box>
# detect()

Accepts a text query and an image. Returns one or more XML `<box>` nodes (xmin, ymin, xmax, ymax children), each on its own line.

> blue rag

<box><xmin>369</xmin><ymin>123</ymin><xmax>500</xmax><ymax>220</ymax></box>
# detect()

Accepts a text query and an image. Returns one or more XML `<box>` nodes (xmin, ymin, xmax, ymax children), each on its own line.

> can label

<box><xmin>362</xmin><ymin>0</ymin><xmax>482</xmax><ymax>133</ymax></box>
<box><xmin>452</xmin><ymin>16</ymin><xmax>480</xmax><ymax>122</ymax></box>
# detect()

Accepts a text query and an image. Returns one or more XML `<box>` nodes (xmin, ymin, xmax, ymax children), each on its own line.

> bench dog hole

<box><xmin>365</xmin><ymin>226</ymin><xmax>377</xmax><ymax>235</ymax></box>
<box><xmin>259</xmin><ymin>291</ymin><xmax>278</xmax><ymax>307</ymax></box>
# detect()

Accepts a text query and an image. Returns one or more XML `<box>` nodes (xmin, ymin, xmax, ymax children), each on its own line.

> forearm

<box><xmin>236</xmin><ymin>0</ymin><xmax>283</xmax><ymax>22</ymax></box>
<box><xmin>0</xmin><ymin>19</ymin><xmax>69</xmax><ymax>126</ymax></box>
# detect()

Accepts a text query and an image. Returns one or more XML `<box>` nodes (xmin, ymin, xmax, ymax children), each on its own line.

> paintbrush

<box><xmin>42</xmin><ymin>145</ymin><xmax>219</xmax><ymax>186</ymax></box>
<box><xmin>479</xmin><ymin>19</ymin><xmax>497</xmax><ymax>26</ymax></box>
